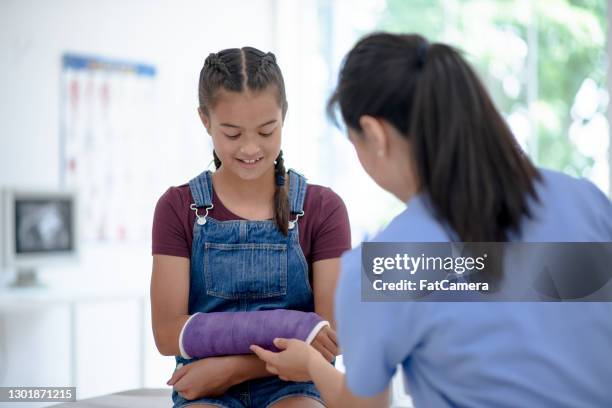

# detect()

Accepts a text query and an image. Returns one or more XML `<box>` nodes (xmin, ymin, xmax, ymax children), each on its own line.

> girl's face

<box><xmin>201</xmin><ymin>87</ymin><xmax>283</xmax><ymax>182</ymax></box>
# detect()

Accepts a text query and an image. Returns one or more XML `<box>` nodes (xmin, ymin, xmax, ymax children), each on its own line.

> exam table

<box><xmin>51</xmin><ymin>388</ymin><xmax>172</xmax><ymax>407</ymax></box>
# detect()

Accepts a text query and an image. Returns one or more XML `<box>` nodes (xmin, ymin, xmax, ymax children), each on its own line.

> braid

<box><xmin>204</xmin><ymin>53</ymin><xmax>231</xmax><ymax>77</ymax></box>
<box><xmin>263</xmin><ymin>52</ymin><xmax>276</xmax><ymax>64</ymax></box>
<box><xmin>199</xmin><ymin>51</ymin><xmax>240</xmax><ymax>114</ymax></box>
<box><xmin>275</xmin><ymin>151</ymin><xmax>285</xmax><ymax>186</ymax></box>
<box><xmin>212</xmin><ymin>150</ymin><xmax>222</xmax><ymax>169</ymax></box>
<box><xmin>253</xmin><ymin>52</ymin><xmax>276</xmax><ymax>80</ymax></box>
<box><xmin>273</xmin><ymin>150</ymin><xmax>290</xmax><ymax>235</ymax></box>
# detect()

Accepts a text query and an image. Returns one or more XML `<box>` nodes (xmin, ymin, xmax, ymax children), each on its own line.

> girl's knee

<box><xmin>269</xmin><ymin>396</ymin><xmax>325</xmax><ymax>408</ymax></box>
<box><xmin>181</xmin><ymin>404</ymin><xmax>223</xmax><ymax>408</ymax></box>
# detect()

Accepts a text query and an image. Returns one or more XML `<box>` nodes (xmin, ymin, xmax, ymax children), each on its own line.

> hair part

<box><xmin>328</xmin><ymin>32</ymin><xmax>540</xmax><ymax>246</ymax></box>
<box><xmin>198</xmin><ymin>47</ymin><xmax>288</xmax><ymax>118</ymax></box>
<box><xmin>202</xmin><ymin>48</ymin><xmax>290</xmax><ymax>235</ymax></box>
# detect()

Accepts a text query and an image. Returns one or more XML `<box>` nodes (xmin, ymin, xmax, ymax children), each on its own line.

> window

<box><xmin>315</xmin><ymin>0</ymin><xmax>608</xmax><ymax>242</ymax></box>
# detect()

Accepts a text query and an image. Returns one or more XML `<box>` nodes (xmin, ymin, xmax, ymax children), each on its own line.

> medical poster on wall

<box><xmin>60</xmin><ymin>54</ymin><xmax>159</xmax><ymax>243</ymax></box>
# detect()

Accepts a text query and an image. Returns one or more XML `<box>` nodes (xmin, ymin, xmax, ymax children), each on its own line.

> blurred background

<box><xmin>0</xmin><ymin>0</ymin><xmax>608</xmax><ymax>406</ymax></box>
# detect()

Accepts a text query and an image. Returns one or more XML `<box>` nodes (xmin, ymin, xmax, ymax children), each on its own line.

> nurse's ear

<box><xmin>358</xmin><ymin>115</ymin><xmax>389</xmax><ymax>159</ymax></box>
<box><xmin>197</xmin><ymin>107</ymin><xmax>212</xmax><ymax>136</ymax></box>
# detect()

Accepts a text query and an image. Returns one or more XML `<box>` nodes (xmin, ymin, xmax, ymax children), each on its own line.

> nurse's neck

<box><xmin>390</xmin><ymin>165</ymin><xmax>418</xmax><ymax>204</ymax></box>
<box><xmin>381</xmin><ymin>130</ymin><xmax>419</xmax><ymax>204</ymax></box>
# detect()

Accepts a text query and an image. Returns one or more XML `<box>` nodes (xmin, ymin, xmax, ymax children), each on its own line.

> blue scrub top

<box><xmin>336</xmin><ymin>169</ymin><xmax>612</xmax><ymax>407</ymax></box>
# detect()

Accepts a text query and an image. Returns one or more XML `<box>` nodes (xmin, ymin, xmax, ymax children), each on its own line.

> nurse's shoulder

<box><xmin>339</xmin><ymin>194</ymin><xmax>448</xmax><ymax>285</ymax></box>
<box><xmin>522</xmin><ymin>168</ymin><xmax>612</xmax><ymax>241</ymax></box>
<box><xmin>371</xmin><ymin>194</ymin><xmax>449</xmax><ymax>243</ymax></box>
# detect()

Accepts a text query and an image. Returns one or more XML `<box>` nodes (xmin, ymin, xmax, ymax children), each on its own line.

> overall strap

<box><xmin>188</xmin><ymin>170</ymin><xmax>213</xmax><ymax>208</ymax></box>
<box><xmin>288</xmin><ymin>169</ymin><xmax>307</xmax><ymax>214</ymax></box>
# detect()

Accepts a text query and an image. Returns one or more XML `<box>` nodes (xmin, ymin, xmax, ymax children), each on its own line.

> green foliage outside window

<box><xmin>376</xmin><ymin>0</ymin><xmax>607</xmax><ymax>185</ymax></box>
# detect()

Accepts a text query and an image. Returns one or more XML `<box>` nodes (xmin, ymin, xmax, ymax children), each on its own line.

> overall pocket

<box><xmin>204</xmin><ymin>242</ymin><xmax>288</xmax><ymax>299</ymax></box>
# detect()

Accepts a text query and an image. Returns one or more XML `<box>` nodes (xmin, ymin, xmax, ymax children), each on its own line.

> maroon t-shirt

<box><xmin>152</xmin><ymin>182</ymin><xmax>351</xmax><ymax>271</ymax></box>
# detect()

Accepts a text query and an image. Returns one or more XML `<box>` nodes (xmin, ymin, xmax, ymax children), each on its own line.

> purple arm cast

<box><xmin>180</xmin><ymin>309</ymin><xmax>327</xmax><ymax>359</ymax></box>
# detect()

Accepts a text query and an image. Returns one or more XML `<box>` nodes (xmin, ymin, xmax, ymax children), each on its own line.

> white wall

<box><xmin>0</xmin><ymin>0</ymin><xmax>277</xmax><ymax>403</ymax></box>
<box><xmin>0</xmin><ymin>0</ymin><xmax>278</xmax><ymax>188</ymax></box>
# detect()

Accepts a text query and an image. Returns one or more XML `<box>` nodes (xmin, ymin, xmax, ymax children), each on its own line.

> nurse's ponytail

<box><xmin>328</xmin><ymin>32</ymin><xmax>540</xmax><ymax>243</ymax></box>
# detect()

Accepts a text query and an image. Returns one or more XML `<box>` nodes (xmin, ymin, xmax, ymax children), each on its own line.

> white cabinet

<box><xmin>0</xmin><ymin>287</ymin><xmax>147</xmax><ymax>405</ymax></box>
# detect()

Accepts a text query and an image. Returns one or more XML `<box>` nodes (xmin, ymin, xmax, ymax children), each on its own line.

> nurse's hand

<box><xmin>250</xmin><ymin>338</ymin><xmax>325</xmax><ymax>382</ymax></box>
<box><xmin>166</xmin><ymin>357</ymin><xmax>234</xmax><ymax>400</ymax></box>
<box><xmin>311</xmin><ymin>325</ymin><xmax>339</xmax><ymax>362</ymax></box>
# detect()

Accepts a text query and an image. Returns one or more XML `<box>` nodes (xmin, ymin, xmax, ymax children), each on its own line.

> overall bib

<box><xmin>172</xmin><ymin>169</ymin><xmax>322</xmax><ymax>408</ymax></box>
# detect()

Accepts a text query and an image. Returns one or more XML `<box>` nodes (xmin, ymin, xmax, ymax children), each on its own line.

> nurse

<box><xmin>251</xmin><ymin>32</ymin><xmax>612</xmax><ymax>407</ymax></box>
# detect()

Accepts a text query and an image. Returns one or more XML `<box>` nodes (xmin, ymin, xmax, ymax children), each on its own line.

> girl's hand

<box><xmin>167</xmin><ymin>357</ymin><xmax>236</xmax><ymax>400</ymax></box>
<box><xmin>250</xmin><ymin>338</ymin><xmax>324</xmax><ymax>382</ymax></box>
<box><xmin>310</xmin><ymin>325</ymin><xmax>339</xmax><ymax>362</ymax></box>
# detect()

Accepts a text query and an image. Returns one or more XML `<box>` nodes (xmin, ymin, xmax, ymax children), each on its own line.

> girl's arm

<box><xmin>310</xmin><ymin>258</ymin><xmax>342</xmax><ymax>361</ymax></box>
<box><xmin>312</xmin><ymin>258</ymin><xmax>342</xmax><ymax>329</ymax></box>
<box><xmin>150</xmin><ymin>254</ymin><xmax>190</xmax><ymax>356</ymax></box>
<box><xmin>151</xmin><ymin>254</ymin><xmax>271</xmax><ymax>386</ymax></box>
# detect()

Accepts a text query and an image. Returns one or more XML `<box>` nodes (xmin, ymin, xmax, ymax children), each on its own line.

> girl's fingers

<box><xmin>311</xmin><ymin>339</ymin><xmax>325</xmax><ymax>355</ymax></box>
<box><xmin>173</xmin><ymin>378</ymin><xmax>184</xmax><ymax>392</ymax></box>
<box><xmin>167</xmin><ymin>365</ymin><xmax>188</xmax><ymax>386</ymax></box>
<box><xmin>320</xmin><ymin>331</ymin><xmax>338</xmax><ymax>355</ymax></box>
<box><xmin>322</xmin><ymin>348</ymin><xmax>334</xmax><ymax>362</ymax></box>
<box><xmin>328</xmin><ymin>328</ymin><xmax>339</xmax><ymax>346</ymax></box>
<box><xmin>172</xmin><ymin>372</ymin><xmax>190</xmax><ymax>393</ymax></box>
<box><xmin>266</xmin><ymin>364</ymin><xmax>279</xmax><ymax>375</ymax></box>
<box><xmin>312</xmin><ymin>339</ymin><xmax>334</xmax><ymax>361</ymax></box>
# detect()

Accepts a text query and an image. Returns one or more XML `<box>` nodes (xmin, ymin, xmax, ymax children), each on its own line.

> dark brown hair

<box><xmin>328</xmin><ymin>32</ymin><xmax>541</xmax><ymax>243</ymax></box>
<box><xmin>199</xmin><ymin>47</ymin><xmax>290</xmax><ymax>235</ymax></box>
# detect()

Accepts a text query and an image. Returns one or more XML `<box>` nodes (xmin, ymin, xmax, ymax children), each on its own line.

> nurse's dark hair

<box><xmin>328</xmin><ymin>33</ymin><xmax>540</xmax><ymax>254</ymax></box>
<box><xmin>199</xmin><ymin>47</ymin><xmax>290</xmax><ymax>235</ymax></box>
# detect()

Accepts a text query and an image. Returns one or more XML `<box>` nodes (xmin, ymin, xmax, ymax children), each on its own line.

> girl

<box><xmin>252</xmin><ymin>33</ymin><xmax>612</xmax><ymax>407</ymax></box>
<box><xmin>151</xmin><ymin>47</ymin><xmax>351</xmax><ymax>408</ymax></box>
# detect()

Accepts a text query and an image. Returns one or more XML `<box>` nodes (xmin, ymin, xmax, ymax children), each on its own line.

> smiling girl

<box><xmin>151</xmin><ymin>47</ymin><xmax>350</xmax><ymax>408</ymax></box>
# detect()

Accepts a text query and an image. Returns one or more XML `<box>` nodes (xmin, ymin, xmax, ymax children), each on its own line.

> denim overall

<box><xmin>172</xmin><ymin>169</ymin><xmax>323</xmax><ymax>408</ymax></box>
